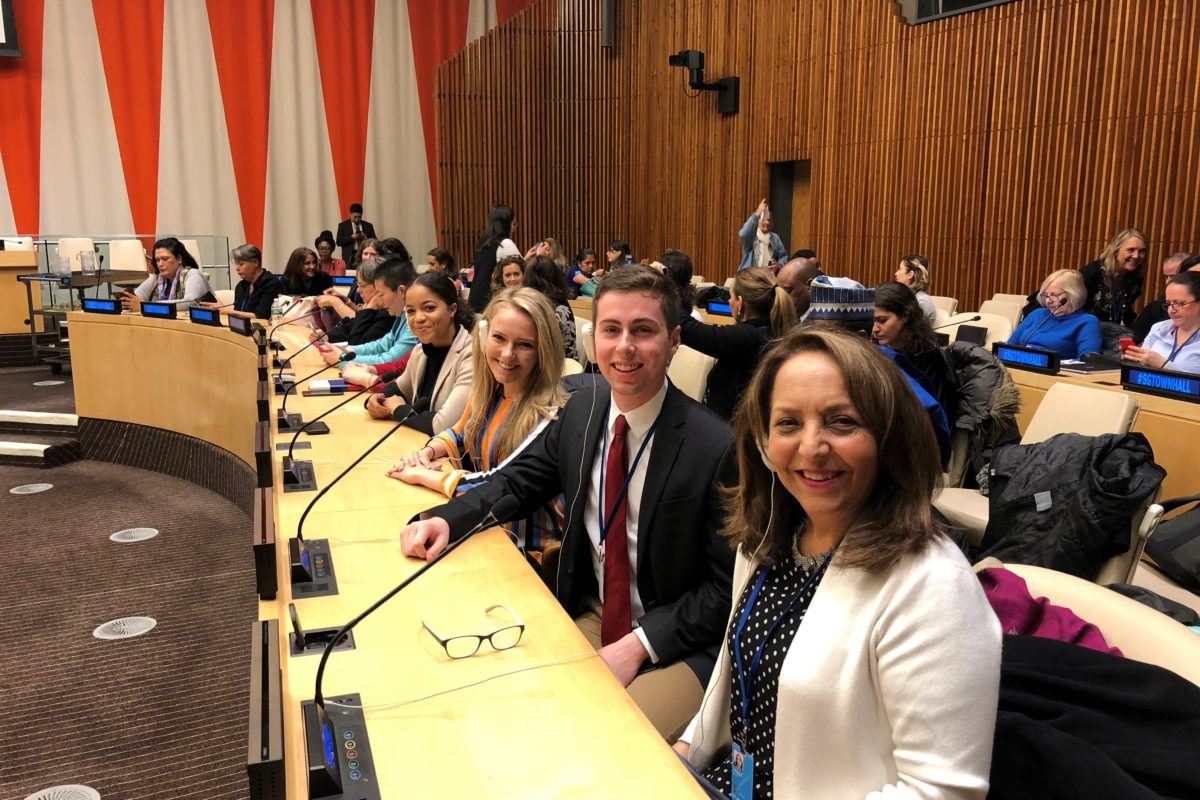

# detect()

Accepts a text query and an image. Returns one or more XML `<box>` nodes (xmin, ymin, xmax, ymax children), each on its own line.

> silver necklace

<box><xmin>792</xmin><ymin>529</ymin><xmax>834</xmax><ymax>572</ymax></box>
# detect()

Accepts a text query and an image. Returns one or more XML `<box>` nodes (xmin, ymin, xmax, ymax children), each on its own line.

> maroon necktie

<box><xmin>601</xmin><ymin>415</ymin><xmax>633</xmax><ymax>645</ymax></box>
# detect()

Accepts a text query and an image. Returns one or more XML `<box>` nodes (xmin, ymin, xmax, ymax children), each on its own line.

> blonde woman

<box><xmin>389</xmin><ymin>288</ymin><xmax>567</xmax><ymax>551</ymax></box>
<box><xmin>894</xmin><ymin>254</ymin><xmax>936</xmax><ymax>323</ymax></box>
<box><xmin>1008</xmin><ymin>269</ymin><xmax>1101</xmax><ymax>358</ymax></box>
<box><xmin>679</xmin><ymin>266</ymin><xmax>797</xmax><ymax>420</ymax></box>
<box><xmin>1081</xmin><ymin>228</ymin><xmax>1148</xmax><ymax>327</ymax></box>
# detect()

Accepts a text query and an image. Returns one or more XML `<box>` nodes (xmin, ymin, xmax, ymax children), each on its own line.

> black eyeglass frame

<box><xmin>421</xmin><ymin>604</ymin><xmax>526</xmax><ymax>659</ymax></box>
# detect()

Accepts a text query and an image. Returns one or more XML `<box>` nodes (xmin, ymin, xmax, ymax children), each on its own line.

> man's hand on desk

<box><xmin>400</xmin><ymin>517</ymin><xmax>451</xmax><ymax>561</ymax></box>
<box><xmin>597</xmin><ymin>632</ymin><xmax>649</xmax><ymax>687</ymax></box>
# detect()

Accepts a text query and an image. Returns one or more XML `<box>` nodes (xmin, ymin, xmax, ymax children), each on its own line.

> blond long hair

<box><xmin>734</xmin><ymin>267</ymin><xmax>797</xmax><ymax>336</ymax></box>
<box><xmin>463</xmin><ymin>288</ymin><xmax>566</xmax><ymax>464</ymax></box>
<box><xmin>725</xmin><ymin>326</ymin><xmax>942</xmax><ymax>571</ymax></box>
<box><xmin>1099</xmin><ymin>227</ymin><xmax>1148</xmax><ymax>280</ymax></box>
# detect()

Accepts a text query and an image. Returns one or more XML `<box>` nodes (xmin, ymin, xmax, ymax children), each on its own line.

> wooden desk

<box><xmin>68</xmin><ymin>311</ymin><xmax>260</xmax><ymax>464</ymax></box>
<box><xmin>0</xmin><ymin>251</ymin><xmax>39</xmax><ymax>334</ymax></box>
<box><xmin>266</xmin><ymin>329</ymin><xmax>704</xmax><ymax>799</ymax></box>
<box><xmin>1009</xmin><ymin>367</ymin><xmax>1199</xmax><ymax>502</ymax></box>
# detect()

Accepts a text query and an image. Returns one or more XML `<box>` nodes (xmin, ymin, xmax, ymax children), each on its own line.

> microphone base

<box><xmin>289</xmin><ymin>537</ymin><xmax>339</xmax><ymax>598</ymax></box>
<box><xmin>282</xmin><ymin>459</ymin><xmax>318</xmax><ymax>493</ymax></box>
<box><xmin>273</xmin><ymin>375</ymin><xmax>295</xmax><ymax>395</ymax></box>
<box><xmin>289</xmin><ymin>627</ymin><xmax>355</xmax><ymax>657</ymax></box>
<box><xmin>277</xmin><ymin>413</ymin><xmax>331</xmax><ymax>436</ymax></box>
<box><xmin>302</xmin><ymin>696</ymin><xmax>381</xmax><ymax>799</ymax></box>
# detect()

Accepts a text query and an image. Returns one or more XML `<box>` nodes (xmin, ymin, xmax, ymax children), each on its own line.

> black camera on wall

<box><xmin>667</xmin><ymin>49</ymin><xmax>739</xmax><ymax>115</ymax></box>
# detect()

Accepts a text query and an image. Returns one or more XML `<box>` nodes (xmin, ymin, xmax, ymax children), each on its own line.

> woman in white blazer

<box><xmin>363</xmin><ymin>272</ymin><xmax>475</xmax><ymax>435</ymax></box>
<box><xmin>676</xmin><ymin>326</ymin><xmax>1001</xmax><ymax>799</ymax></box>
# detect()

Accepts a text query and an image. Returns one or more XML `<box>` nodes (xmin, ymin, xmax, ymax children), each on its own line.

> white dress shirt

<box><xmin>583</xmin><ymin>380</ymin><xmax>668</xmax><ymax>660</ymax></box>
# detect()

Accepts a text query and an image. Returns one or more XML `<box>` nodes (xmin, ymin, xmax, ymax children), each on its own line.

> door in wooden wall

<box><xmin>768</xmin><ymin>160</ymin><xmax>812</xmax><ymax>259</ymax></box>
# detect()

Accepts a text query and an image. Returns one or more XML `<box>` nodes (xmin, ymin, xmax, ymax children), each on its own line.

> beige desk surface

<box><xmin>1009</xmin><ymin>367</ymin><xmax>1199</xmax><ymax>502</ymax></box>
<box><xmin>67</xmin><ymin>311</ymin><xmax>260</xmax><ymax>464</ymax></box>
<box><xmin>265</xmin><ymin>329</ymin><xmax>704</xmax><ymax>799</ymax></box>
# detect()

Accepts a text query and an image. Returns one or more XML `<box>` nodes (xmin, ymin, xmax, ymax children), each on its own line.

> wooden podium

<box><xmin>0</xmin><ymin>250</ymin><xmax>39</xmax><ymax>334</ymax></box>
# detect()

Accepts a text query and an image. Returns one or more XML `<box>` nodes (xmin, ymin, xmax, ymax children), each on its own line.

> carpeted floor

<box><xmin>0</xmin><ymin>364</ymin><xmax>76</xmax><ymax>414</ymax></box>
<box><xmin>0</xmin><ymin>460</ymin><xmax>257</xmax><ymax>800</ymax></box>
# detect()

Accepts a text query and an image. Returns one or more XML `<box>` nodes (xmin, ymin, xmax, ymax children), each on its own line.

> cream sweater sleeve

<box><xmin>866</xmin><ymin>552</ymin><xmax>1002</xmax><ymax>799</ymax></box>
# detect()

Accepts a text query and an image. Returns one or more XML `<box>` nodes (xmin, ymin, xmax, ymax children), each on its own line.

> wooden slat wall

<box><xmin>435</xmin><ymin>0</ymin><xmax>1200</xmax><ymax>311</ymax></box>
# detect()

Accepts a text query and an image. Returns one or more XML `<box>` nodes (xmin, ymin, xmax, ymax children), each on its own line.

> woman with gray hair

<box><xmin>1007</xmin><ymin>269</ymin><xmax>1102</xmax><ymax>358</ymax></box>
<box><xmin>198</xmin><ymin>243</ymin><xmax>279</xmax><ymax>320</ymax></box>
<box><xmin>314</xmin><ymin>256</ymin><xmax>395</xmax><ymax>346</ymax></box>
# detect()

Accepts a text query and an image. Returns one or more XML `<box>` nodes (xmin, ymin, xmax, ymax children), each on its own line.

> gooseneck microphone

<box><xmin>933</xmin><ymin>314</ymin><xmax>982</xmax><ymax>331</ymax></box>
<box><xmin>311</xmin><ymin>494</ymin><xmax>519</xmax><ymax>708</ymax></box>
<box><xmin>267</xmin><ymin>308</ymin><xmax>323</xmax><ymax>353</ymax></box>
<box><xmin>281</xmin><ymin>371</ymin><xmax>397</xmax><ymax>486</ymax></box>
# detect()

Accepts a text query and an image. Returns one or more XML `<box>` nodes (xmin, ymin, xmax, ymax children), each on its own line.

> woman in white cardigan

<box><xmin>676</xmin><ymin>326</ymin><xmax>1001</xmax><ymax>799</ymax></box>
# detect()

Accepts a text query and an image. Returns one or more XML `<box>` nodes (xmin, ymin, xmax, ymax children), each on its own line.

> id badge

<box><xmin>731</xmin><ymin>742</ymin><xmax>755</xmax><ymax>800</ymax></box>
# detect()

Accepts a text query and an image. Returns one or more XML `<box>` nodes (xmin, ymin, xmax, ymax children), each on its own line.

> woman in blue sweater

<box><xmin>1008</xmin><ymin>269</ymin><xmax>1102</xmax><ymax>358</ymax></box>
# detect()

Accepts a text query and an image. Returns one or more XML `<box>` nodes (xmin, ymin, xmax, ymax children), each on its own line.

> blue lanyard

<box><xmin>596</xmin><ymin>416</ymin><xmax>659</xmax><ymax>546</ymax></box>
<box><xmin>240</xmin><ymin>284</ymin><xmax>254</xmax><ymax>312</ymax></box>
<box><xmin>1167</xmin><ymin>326</ymin><xmax>1200</xmax><ymax>364</ymax></box>
<box><xmin>732</xmin><ymin>546</ymin><xmax>834</xmax><ymax>746</ymax></box>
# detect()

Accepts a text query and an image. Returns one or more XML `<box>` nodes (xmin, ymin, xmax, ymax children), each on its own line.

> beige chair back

<box><xmin>213</xmin><ymin>289</ymin><xmax>235</xmax><ymax>307</ymax></box>
<box><xmin>667</xmin><ymin>344</ymin><xmax>716</xmax><ymax>403</ymax></box>
<box><xmin>992</xmin><ymin>293</ymin><xmax>1029</xmax><ymax>306</ymax></box>
<box><xmin>562</xmin><ymin>357</ymin><xmax>584</xmax><ymax>377</ymax></box>
<box><xmin>108</xmin><ymin>239</ymin><xmax>148</xmax><ymax>271</ymax></box>
<box><xmin>579</xmin><ymin>321</ymin><xmax>596</xmax><ymax>367</ymax></box>
<box><xmin>690</xmin><ymin>275</ymin><xmax>705</xmax><ymax>287</ymax></box>
<box><xmin>1021</xmin><ymin>382</ymin><xmax>1139</xmax><ymax>444</ymax></box>
<box><xmin>930</xmin><ymin>295</ymin><xmax>958</xmax><ymax>316</ymax></box>
<box><xmin>975</xmin><ymin>561</ymin><xmax>1200</xmax><ymax>686</ymax></box>
<box><xmin>179</xmin><ymin>238</ymin><xmax>203</xmax><ymax>268</ymax></box>
<box><xmin>979</xmin><ymin>299</ymin><xmax>1023</xmax><ymax>327</ymax></box>
<box><xmin>1095</xmin><ymin>495</ymin><xmax>1164</xmax><ymax>585</ymax></box>
<box><xmin>57</xmin><ymin>237</ymin><xmax>97</xmax><ymax>271</ymax></box>
<box><xmin>934</xmin><ymin>307</ymin><xmax>950</xmax><ymax>328</ymax></box>
<box><xmin>723</xmin><ymin>277</ymin><xmax>736</xmax><ymax>290</ymax></box>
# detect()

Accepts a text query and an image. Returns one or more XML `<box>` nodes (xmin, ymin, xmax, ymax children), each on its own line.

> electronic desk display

<box><xmin>1121</xmin><ymin>364</ymin><xmax>1200</xmax><ymax>404</ymax></box>
<box><xmin>706</xmin><ymin>301</ymin><xmax>733</xmax><ymax>317</ymax></box>
<box><xmin>332</xmin><ymin>276</ymin><xmax>356</xmax><ymax>286</ymax></box>
<box><xmin>140</xmin><ymin>302</ymin><xmax>174</xmax><ymax>319</ymax></box>
<box><xmin>228</xmin><ymin>314</ymin><xmax>254</xmax><ymax>336</ymax></box>
<box><xmin>188</xmin><ymin>306</ymin><xmax>221</xmax><ymax>326</ymax></box>
<box><xmin>82</xmin><ymin>297</ymin><xmax>120</xmax><ymax>314</ymax></box>
<box><xmin>992</xmin><ymin>343</ymin><xmax>1060</xmax><ymax>375</ymax></box>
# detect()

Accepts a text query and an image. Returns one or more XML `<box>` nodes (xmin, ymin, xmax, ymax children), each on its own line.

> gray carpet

<box><xmin>0</xmin><ymin>364</ymin><xmax>75</xmax><ymax>414</ymax></box>
<box><xmin>0</xmin><ymin>460</ymin><xmax>257</xmax><ymax>800</ymax></box>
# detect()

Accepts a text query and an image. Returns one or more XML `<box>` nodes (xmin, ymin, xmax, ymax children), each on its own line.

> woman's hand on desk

<box><xmin>396</xmin><ymin>446</ymin><xmax>438</xmax><ymax>470</ymax></box>
<box><xmin>365</xmin><ymin>392</ymin><xmax>405</xmax><ymax>419</ymax></box>
<box><xmin>385</xmin><ymin>463</ymin><xmax>444</xmax><ymax>488</ymax></box>
<box><xmin>1125</xmin><ymin>345</ymin><xmax>1167</xmax><ymax>369</ymax></box>
<box><xmin>320</xmin><ymin>347</ymin><xmax>342</xmax><ymax>366</ymax></box>
<box><xmin>400</xmin><ymin>518</ymin><xmax>451</xmax><ymax>560</ymax></box>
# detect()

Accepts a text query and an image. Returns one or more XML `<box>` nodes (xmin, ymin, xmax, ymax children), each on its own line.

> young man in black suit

<box><xmin>335</xmin><ymin>202</ymin><xmax>376</xmax><ymax>265</ymax></box>
<box><xmin>401</xmin><ymin>266</ymin><xmax>736</xmax><ymax>741</ymax></box>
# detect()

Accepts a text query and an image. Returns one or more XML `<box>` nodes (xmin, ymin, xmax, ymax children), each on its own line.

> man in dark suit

<box><xmin>335</xmin><ymin>202</ymin><xmax>376</xmax><ymax>266</ymax></box>
<box><xmin>401</xmin><ymin>266</ymin><xmax>736</xmax><ymax>741</ymax></box>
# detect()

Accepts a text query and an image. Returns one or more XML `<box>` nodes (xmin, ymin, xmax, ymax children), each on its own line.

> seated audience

<box><xmin>738</xmin><ymin>198</ymin><xmax>788</xmax><ymax>270</ymax></box>
<box><xmin>389</xmin><ymin>288</ymin><xmax>567</xmax><ymax>551</ymax></box>
<box><xmin>1132</xmin><ymin>251</ymin><xmax>1190</xmax><ymax>343</ymax></box>
<box><xmin>325</xmin><ymin>257</ymin><xmax>419</xmax><ymax>367</ymax></box>
<box><xmin>314</xmin><ymin>231</ymin><xmax>346</xmax><ymax>276</ymax></box>
<box><xmin>872</xmin><ymin>281</ymin><xmax>953</xmax><ymax>410</ymax></box>
<box><xmin>280</xmin><ymin>247</ymin><xmax>333</xmax><ymax>296</ymax></box>
<box><xmin>400</xmin><ymin>266</ymin><xmax>736</xmax><ymax>741</ymax></box>
<box><xmin>120</xmin><ymin>237</ymin><xmax>214</xmax><ymax>312</ymax></box>
<box><xmin>776</xmin><ymin>256</ymin><xmax>823</xmax><ymax>318</ymax></box>
<box><xmin>1009</xmin><ymin>269</ymin><xmax>1102</xmax><ymax>359</ymax></box>
<box><xmin>1082</xmin><ymin>228</ymin><xmax>1148</xmax><ymax>327</ymax></box>
<box><xmin>606</xmin><ymin>239</ymin><xmax>634</xmax><ymax>268</ymax></box>
<box><xmin>651</xmin><ymin>249</ymin><xmax>701</xmax><ymax>321</ymax></box>
<box><xmin>318</xmin><ymin>257</ymin><xmax>393</xmax><ymax>346</ymax></box>
<box><xmin>202</xmin><ymin>243</ymin><xmax>278</xmax><ymax>320</ymax></box>
<box><xmin>680</xmin><ymin>267</ymin><xmax>796</xmax><ymax>420</ymax></box>
<box><xmin>491</xmin><ymin>254</ymin><xmax>526</xmax><ymax>297</ymax></box>
<box><xmin>894</xmin><ymin>254</ymin><xmax>937</xmax><ymax>322</ymax></box>
<box><xmin>676</xmin><ymin>326</ymin><xmax>1001</xmax><ymax>798</ymax></box>
<box><xmin>426</xmin><ymin>247</ymin><xmax>463</xmax><ymax>291</ymax></box>
<box><xmin>567</xmin><ymin>247</ymin><xmax>601</xmax><ymax>297</ymax></box>
<box><xmin>522</xmin><ymin>255</ymin><xmax>578</xmax><ymax>361</ymax></box>
<box><xmin>1126</xmin><ymin>272</ymin><xmax>1200</xmax><ymax>373</ymax></box>
<box><xmin>363</xmin><ymin>272</ymin><xmax>476</xmax><ymax>434</ymax></box>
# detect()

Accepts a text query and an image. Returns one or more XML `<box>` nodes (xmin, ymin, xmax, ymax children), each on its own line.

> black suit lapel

<box><xmin>635</xmin><ymin>387</ymin><xmax>686</xmax><ymax>569</ymax></box>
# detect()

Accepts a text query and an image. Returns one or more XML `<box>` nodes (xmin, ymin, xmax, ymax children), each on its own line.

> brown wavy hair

<box><xmin>724</xmin><ymin>326</ymin><xmax>943</xmax><ymax>571</ymax></box>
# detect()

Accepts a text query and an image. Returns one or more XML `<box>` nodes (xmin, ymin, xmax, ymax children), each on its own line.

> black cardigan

<box><xmin>1080</xmin><ymin>260</ymin><xmax>1144</xmax><ymax>328</ymax></box>
<box><xmin>679</xmin><ymin>316</ymin><xmax>772</xmax><ymax>420</ymax></box>
<box><xmin>326</xmin><ymin>308</ymin><xmax>394</xmax><ymax>346</ymax></box>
